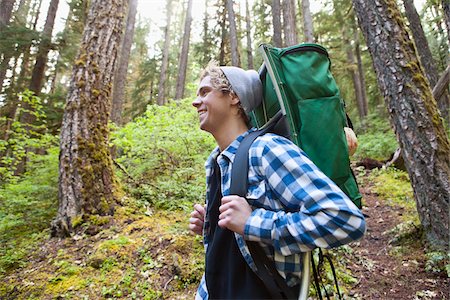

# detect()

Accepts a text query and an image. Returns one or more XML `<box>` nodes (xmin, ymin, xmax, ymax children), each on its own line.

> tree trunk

<box><xmin>404</xmin><ymin>0</ymin><xmax>449</xmax><ymax>122</ymax></box>
<box><xmin>51</xmin><ymin>0</ymin><xmax>127</xmax><ymax>238</ymax></box>
<box><xmin>157</xmin><ymin>0</ymin><xmax>172</xmax><ymax>105</ymax></box>
<box><xmin>353</xmin><ymin>22</ymin><xmax>368</xmax><ymax>118</ymax></box>
<box><xmin>227</xmin><ymin>0</ymin><xmax>240</xmax><ymax>66</ymax></box>
<box><xmin>301</xmin><ymin>0</ymin><xmax>314</xmax><ymax>42</ymax></box>
<box><xmin>219</xmin><ymin>8</ymin><xmax>227</xmax><ymax>65</ymax></box>
<box><xmin>0</xmin><ymin>0</ymin><xmax>15</xmax><ymax>28</ymax></box>
<box><xmin>271</xmin><ymin>0</ymin><xmax>283</xmax><ymax>47</ymax></box>
<box><xmin>175</xmin><ymin>0</ymin><xmax>193</xmax><ymax>100</ymax></box>
<box><xmin>352</xmin><ymin>0</ymin><xmax>450</xmax><ymax>250</ymax></box>
<box><xmin>111</xmin><ymin>0</ymin><xmax>137</xmax><ymax>124</ymax></box>
<box><xmin>28</xmin><ymin>0</ymin><xmax>59</xmax><ymax>95</ymax></box>
<box><xmin>282</xmin><ymin>0</ymin><xmax>297</xmax><ymax>46</ymax></box>
<box><xmin>443</xmin><ymin>0</ymin><xmax>450</xmax><ymax>46</ymax></box>
<box><xmin>202</xmin><ymin>0</ymin><xmax>210</xmax><ymax>66</ymax></box>
<box><xmin>245</xmin><ymin>0</ymin><xmax>253</xmax><ymax>69</ymax></box>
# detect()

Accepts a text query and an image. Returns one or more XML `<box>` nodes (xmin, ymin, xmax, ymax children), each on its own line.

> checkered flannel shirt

<box><xmin>195</xmin><ymin>129</ymin><xmax>366</xmax><ymax>300</ymax></box>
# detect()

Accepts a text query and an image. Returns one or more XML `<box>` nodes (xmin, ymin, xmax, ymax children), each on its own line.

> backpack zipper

<box><xmin>282</xmin><ymin>45</ymin><xmax>329</xmax><ymax>57</ymax></box>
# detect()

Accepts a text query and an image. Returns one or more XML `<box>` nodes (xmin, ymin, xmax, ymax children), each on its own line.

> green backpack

<box><xmin>251</xmin><ymin>43</ymin><xmax>362</xmax><ymax>208</ymax></box>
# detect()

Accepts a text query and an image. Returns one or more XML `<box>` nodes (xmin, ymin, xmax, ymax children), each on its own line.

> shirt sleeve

<box><xmin>243</xmin><ymin>135</ymin><xmax>366</xmax><ymax>255</ymax></box>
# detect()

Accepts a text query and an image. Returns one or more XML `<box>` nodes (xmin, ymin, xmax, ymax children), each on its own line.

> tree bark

<box><xmin>404</xmin><ymin>0</ymin><xmax>449</xmax><ymax>122</ymax></box>
<box><xmin>245</xmin><ymin>0</ymin><xmax>253</xmax><ymax>69</ymax></box>
<box><xmin>0</xmin><ymin>0</ymin><xmax>15</xmax><ymax>29</ymax></box>
<box><xmin>353</xmin><ymin>22</ymin><xmax>368</xmax><ymax>118</ymax></box>
<box><xmin>51</xmin><ymin>0</ymin><xmax>127</xmax><ymax>238</ymax></box>
<box><xmin>301</xmin><ymin>0</ymin><xmax>314</xmax><ymax>43</ymax></box>
<box><xmin>282</xmin><ymin>0</ymin><xmax>297</xmax><ymax>46</ymax></box>
<box><xmin>271</xmin><ymin>0</ymin><xmax>283</xmax><ymax>47</ymax></box>
<box><xmin>443</xmin><ymin>0</ymin><xmax>450</xmax><ymax>46</ymax></box>
<box><xmin>226</xmin><ymin>0</ymin><xmax>240</xmax><ymax>66</ymax></box>
<box><xmin>29</xmin><ymin>0</ymin><xmax>60</xmax><ymax>95</ymax></box>
<box><xmin>352</xmin><ymin>0</ymin><xmax>450</xmax><ymax>250</ymax></box>
<box><xmin>219</xmin><ymin>6</ymin><xmax>227</xmax><ymax>65</ymax></box>
<box><xmin>175</xmin><ymin>0</ymin><xmax>193</xmax><ymax>100</ymax></box>
<box><xmin>157</xmin><ymin>0</ymin><xmax>172</xmax><ymax>105</ymax></box>
<box><xmin>111</xmin><ymin>0</ymin><xmax>137</xmax><ymax>124</ymax></box>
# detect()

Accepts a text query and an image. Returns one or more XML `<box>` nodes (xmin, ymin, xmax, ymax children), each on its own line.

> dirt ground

<box><xmin>346</xmin><ymin>186</ymin><xmax>449</xmax><ymax>300</ymax></box>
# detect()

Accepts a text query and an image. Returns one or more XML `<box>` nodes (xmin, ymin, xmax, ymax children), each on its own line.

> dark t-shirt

<box><xmin>205</xmin><ymin>162</ymin><xmax>272</xmax><ymax>299</ymax></box>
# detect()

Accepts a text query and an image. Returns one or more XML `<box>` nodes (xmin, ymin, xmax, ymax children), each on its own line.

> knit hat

<box><xmin>220</xmin><ymin>66</ymin><xmax>263</xmax><ymax>117</ymax></box>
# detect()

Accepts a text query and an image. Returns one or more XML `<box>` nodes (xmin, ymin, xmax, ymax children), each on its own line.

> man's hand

<box><xmin>189</xmin><ymin>204</ymin><xmax>206</xmax><ymax>236</ymax></box>
<box><xmin>218</xmin><ymin>196</ymin><xmax>252</xmax><ymax>235</ymax></box>
<box><xmin>344</xmin><ymin>127</ymin><xmax>358</xmax><ymax>156</ymax></box>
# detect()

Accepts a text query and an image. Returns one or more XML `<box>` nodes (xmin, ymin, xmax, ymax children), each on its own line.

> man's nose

<box><xmin>192</xmin><ymin>97</ymin><xmax>201</xmax><ymax>107</ymax></box>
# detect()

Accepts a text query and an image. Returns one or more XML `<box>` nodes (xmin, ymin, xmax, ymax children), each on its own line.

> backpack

<box><xmin>251</xmin><ymin>43</ymin><xmax>362</xmax><ymax>208</ymax></box>
<box><xmin>230</xmin><ymin>43</ymin><xmax>361</xmax><ymax>299</ymax></box>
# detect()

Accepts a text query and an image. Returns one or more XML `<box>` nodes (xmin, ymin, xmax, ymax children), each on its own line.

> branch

<box><xmin>432</xmin><ymin>65</ymin><xmax>450</xmax><ymax>100</ymax></box>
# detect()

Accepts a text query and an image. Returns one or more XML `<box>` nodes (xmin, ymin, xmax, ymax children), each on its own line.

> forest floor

<box><xmin>0</xmin><ymin>171</ymin><xmax>448</xmax><ymax>299</ymax></box>
<box><xmin>345</xmin><ymin>183</ymin><xmax>449</xmax><ymax>300</ymax></box>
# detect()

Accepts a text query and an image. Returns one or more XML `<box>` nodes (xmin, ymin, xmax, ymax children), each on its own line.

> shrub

<box><xmin>111</xmin><ymin>99</ymin><xmax>215</xmax><ymax>211</ymax></box>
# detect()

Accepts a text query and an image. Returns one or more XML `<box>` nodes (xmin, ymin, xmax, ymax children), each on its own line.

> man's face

<box><xmin>192</xmin><ymin>75</ymin><xmax>235</xmax><ymax>134</ymax></box>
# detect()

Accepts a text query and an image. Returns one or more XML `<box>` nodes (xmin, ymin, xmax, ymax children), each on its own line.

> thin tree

<box><xmin>271</xmin><ymin>0</ymin><xmax>283</xmax><ymax>47</ymax></box>
<box><xmin>226</xmin><ymin>0</ymin><xmax>240</xmax><ymax>66</ymax></box>
<box><xmin>404</xmin><ymin>0</ymin><xmax>448</xmax><ymax>120</ymax></box>
<box><xmin>245</xmin><ymin>0</ymin><xmax>253</xmax><ymax>69</ymax></box>
<box><xmin>175</xmin><ymin>0</ymin><xmax>193</xmax><ymax>100</ymax></box>
<box><xmin>352</xmin><ymin>0</ymin><xmax>450</xmax><ymax>250</ymax></box>
<box><xmin>28</xmin><ymin>0</ymin><xmax>59</xmax><ymax>95</ymax></box>
<box><xmin>282</xmin><ymin>0</ymin><xmax>297</xmax><ymax>46</ymax></box>
<box><xmin>111</xmin><ymin>0</ymin><xmax>138</xmax><ymax>124</ymax></box>
<box><xmin>301</xmin><ymin>0</ymin><xmax>314</xmax><ymax>42</ymax></box>
<box><xmin>157</xmin><ymin>0</ymin><xmax>172</xmax><ymax>105</ymax></box>
<box><xmin>443</xmin><ymin>0</ymin><xmax>450</xmax><ymax>45</ymax></box>
<box><xmin>51</xmin><ymin>0</ymin><xmax>127</xmax><ymax>237</ymax></box>
<box><xmin>353</xmin><ymin>18</ymin><xmax>368</xmax><ymax>118</ymax></box>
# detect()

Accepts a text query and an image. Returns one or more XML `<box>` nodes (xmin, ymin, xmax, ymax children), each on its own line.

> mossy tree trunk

<box><xmin>352</xmin><ymin>0</ymin><xmax>450</xmax><ymax>250</ymax></box>
<box><xmin>51</xmin><ymin>0</ymin><xmax>127</xmax><ymax>238</ymax></box>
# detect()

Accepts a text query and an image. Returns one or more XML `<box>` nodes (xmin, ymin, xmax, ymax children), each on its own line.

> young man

<box><xmin>189</xmin><ymin>61</ymin><xmax>366</xmax><ymax>299</ymax></box>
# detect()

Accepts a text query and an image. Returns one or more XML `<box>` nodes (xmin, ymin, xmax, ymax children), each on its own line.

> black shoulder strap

<box><xmin>230</xmin><ymin>116</ymin><xmax>296</xmax><ymax>300</ymax></box>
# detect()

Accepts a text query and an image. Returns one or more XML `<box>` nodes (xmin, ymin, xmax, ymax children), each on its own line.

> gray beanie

<box><xmin>220</xmin><ymin>66</ymin><xmax>263</xmax><ymax>116</ymax></box>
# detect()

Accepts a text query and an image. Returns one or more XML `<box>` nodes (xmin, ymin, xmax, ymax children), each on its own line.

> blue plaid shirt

<box><xmin>195</xmin><ymin>129</ymin><xmax>366</xmax><ymax>299</ymax></box>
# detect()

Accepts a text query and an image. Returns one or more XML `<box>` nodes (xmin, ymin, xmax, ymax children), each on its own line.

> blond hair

<box><xmin>200</xmin><ymin>60</ymin><xmax>251</xmax><ymax>127</ymax></box>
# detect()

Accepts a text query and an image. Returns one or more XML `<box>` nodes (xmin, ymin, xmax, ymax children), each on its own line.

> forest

<box><xmin>0</xmin><ymin>0</ymin><xmax>449</xmax><ymax>299</ymax></box>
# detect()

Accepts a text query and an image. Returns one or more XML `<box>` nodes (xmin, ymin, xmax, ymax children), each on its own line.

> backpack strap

<box><xmin>230</xmin><ymin>115</ymin><xmax>296</xmax><ymax>300</ymax></box>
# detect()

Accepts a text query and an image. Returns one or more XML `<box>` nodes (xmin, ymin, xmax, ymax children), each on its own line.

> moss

<box><xmin>71</xmin><ymin>215</ymin><xmax>83</xmax><ymax>228</ymax></box>
<box><xmin>88</xmin><ymin>215</ymin><xmax>110</xmax><ymax>226</ymax></box>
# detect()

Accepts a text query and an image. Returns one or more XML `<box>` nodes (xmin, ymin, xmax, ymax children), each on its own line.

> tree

<box><xmin>352</xmin><ymin>0</ymin><xmax>450</xmax><ymax>250</ymax></box>
<box><xmin>301</xmin><ymin>0</ymin><xmax>314</xmax><ymax>42</ymax></box>
<box><xmin>404</xmin><ymin>0</ymin><xmax>449</xmax><ymax>120</ymax></box>
<box><xmin>245</xmin><ymin>0</ymin><xmax>254</xmax><ymax>69</ymax></box>
<box><xmin>271</xmin><ymin>0</ymin><xmax>283</xmax><ymax>47</ymax></box>
<box><xmin>175</xmin><ymin>0</ymin><xmax>193</xmax><ymax>100</ymax></box>
<box><xmin>111</xmin><ymin>0</ymin><xmax>138</xmax><ymax>124</ymax></box>
<box><xmin>0</xmin><ymin>0</ymin><xmax>15</xmax><ymax>29</ymax></box>
<box><xmin>157</xmin><ymin>0</ymin><xmax>172</xmax><ymax>105</ymax></box>
<box><xmin>282</xmin><ymin>0</ymin><xmax>298</xmax><ymax>46</ymax></box>
<box><xmin>51</xmin><ymin>0</ymin><xmax>127</xmax><ymax>237</ymax></box>
<box><xmin>443</xmin><ymin>0</ymin><xmax>450</xmax><ymax>45</ymax></box>
<box><xmin>29</xmin><ymin>0</ymin><xmax>60</xmax><ymax>95</ymax></box>
<box><xmin>226</xmin><ymin>0</ymin><xmax>240</xmax><ymax>66</ymax></box>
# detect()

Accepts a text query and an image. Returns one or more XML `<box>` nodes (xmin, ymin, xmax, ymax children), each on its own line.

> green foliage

<box><xmin>0</xmin><ymin>145</ymin><xmax>59</xmax><ymax>273</ymax></box>
<box><xmin>353</xmin><ymin>113</ymin><xmax>399</xmax><ymax>161</ymax></box>
<box><xmin>111</xmin><ymin>99</ymin><xmax>215</xmax><ymax>211</ymax></box>
<box><xmin>0</xmin><ymin>90</ymin><xmax>58</xmax><ymax>184</ymax></box>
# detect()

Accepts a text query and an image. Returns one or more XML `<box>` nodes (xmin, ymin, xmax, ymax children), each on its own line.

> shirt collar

<box><xmin>205</xmin><ymin>128</ymin><xmax>256</xmax><ymax>168</ymax></box>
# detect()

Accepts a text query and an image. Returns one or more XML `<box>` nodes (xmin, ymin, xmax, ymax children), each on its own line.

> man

<box><xmin>189</xmin><ymin>61</ymin><xmax>366</xmax><ymax>299</ymax></box>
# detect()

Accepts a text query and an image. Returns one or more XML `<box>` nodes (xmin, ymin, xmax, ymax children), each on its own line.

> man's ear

<box><xmin>230</xmin><ymin>93</ymin><xmax>240</xmax><ymax>106</ymax></box>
